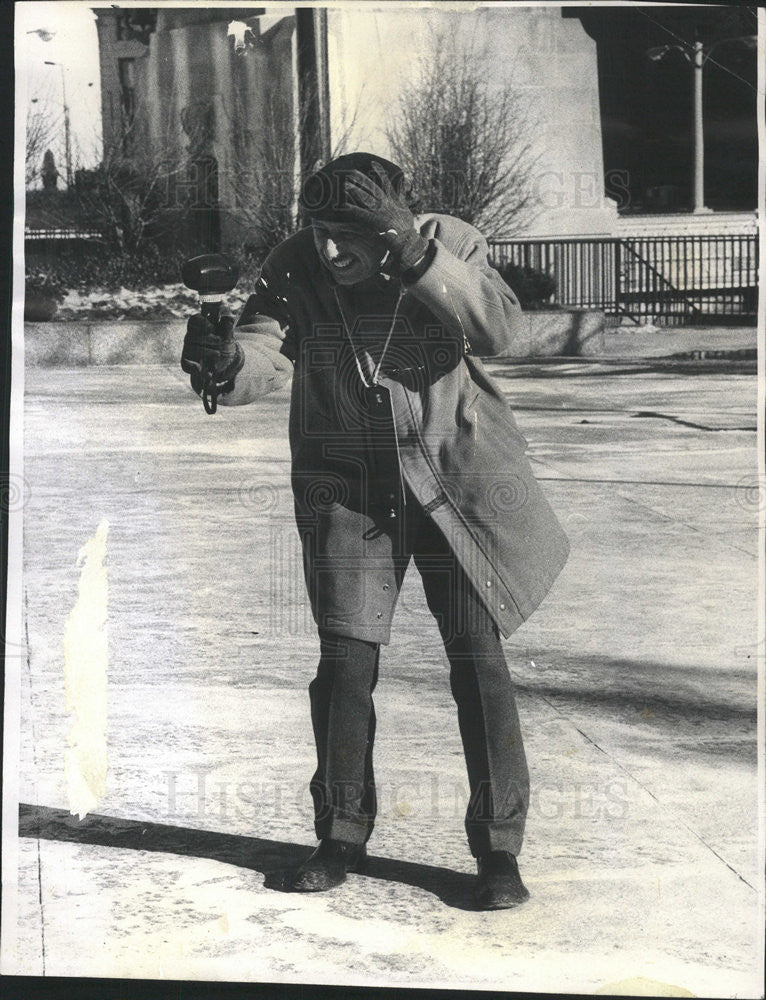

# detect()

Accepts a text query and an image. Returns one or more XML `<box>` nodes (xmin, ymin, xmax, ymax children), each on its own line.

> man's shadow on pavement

<box><xmin>18</xmin><ymin>803</ymin><xmax>477</xmax><ymax>911</ymax></box>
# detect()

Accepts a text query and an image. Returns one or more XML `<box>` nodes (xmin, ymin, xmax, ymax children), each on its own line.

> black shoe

<box><xmin>475</xmin><ymin>851</ymin><xmax>530</xmax><ymax>910</ymax></box>
<box><xmin>287</xmin><ymin>839</ymin><xmax>368</xmax><ymax>893</ymax></box>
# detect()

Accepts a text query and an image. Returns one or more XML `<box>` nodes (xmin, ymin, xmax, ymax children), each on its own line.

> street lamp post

<box><xmin>691</xmin><ymin>40</ymin><xmax>705</xmax><ymax>214</ymax></box>
<box><xmin>647</xmin><ymin>34</ymin><xmax>756</xmax><ymax>215</ymax></box>
<box><xmin>44</xmin><ymin>59</ymin><xmax>72</xmax><ymax>187</ymax></box>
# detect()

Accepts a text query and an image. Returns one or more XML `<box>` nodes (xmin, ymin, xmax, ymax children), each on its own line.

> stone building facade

<box><xmin>326</xmin><ymin>6</ymin><xmax>618</xmax><ymax>237</ymax></box>
<box><xmin>94</xmin><ymin>6</ymin><xmax>755</xmax><ymax>247</ymax></box>
<box><xmin>95</xmin><ymin>8</ymin><xmax>296</xmax><ymax>250</ymax></box>
<box><xmin>94</xmin><ymin>6</ymin><xmax>620</xmax><ymax>246</ymax></box>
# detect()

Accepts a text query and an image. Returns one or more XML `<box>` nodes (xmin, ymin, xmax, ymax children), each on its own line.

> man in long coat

<box><xmin>182</xmin><ymin>153</ymin><xmax>569</xmax><ymax>909</ymax></box>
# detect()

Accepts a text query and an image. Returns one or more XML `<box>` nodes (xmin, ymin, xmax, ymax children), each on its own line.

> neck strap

<box><xmin>333</xmin><ymin>286</ymin><xmax>406</xmax><ymax>388</ymax></box>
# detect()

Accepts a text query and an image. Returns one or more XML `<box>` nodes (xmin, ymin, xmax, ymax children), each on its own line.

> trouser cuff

<box><xmin>317</xmin><ymin>814</ymin><xmax>372</xmax><ymax>845</ymax></box>
<box><xmin>467</xmin><ymin>825</ymin><xmax>525</xmax><ymax>858</ymax></box>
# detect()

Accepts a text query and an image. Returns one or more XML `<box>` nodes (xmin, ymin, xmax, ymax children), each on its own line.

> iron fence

<box><xmin>25</xmin><ymin>227</ymin><xmax>103</xmax><ymax>240</ymax></box>
<box><xmin>489</xmin><ymin>233</ymin><xmax>758</xmax><ymax>325</ymax></box>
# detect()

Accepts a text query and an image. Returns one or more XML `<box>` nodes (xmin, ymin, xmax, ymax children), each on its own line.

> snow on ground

<box><xmin>56</xmin><ymin>283</ymin><xmax>253</xmax><ymax>321</ymax></box>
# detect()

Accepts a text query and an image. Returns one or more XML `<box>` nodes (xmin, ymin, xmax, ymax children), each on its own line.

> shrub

<box><xmin>24</xmin><ymin>241</ymin><xmax>270</xmax><ymax>319</ymax></box>
<box><xmin>24</xmin><ymin>265</ymin><xmax>67</xmax><ymax>320</ymax></box>
<box><xmin>386</xmin><ymin>27</ymin><xmax>539</xmax><ymax>236</ymax></box>
<box><xmin>492</xmin><ymin>261</ymin><xmax>556</xmax><ymax>310</ymax></box>
<box><xmin>25</xmin><ymin>242</ymin><xmax>189</xmax><ymax>293</ymax></box>
<box><xmin>25</xmin><ymin>264</ymin><xmax>67</xmax><ymax>300</ymax></box>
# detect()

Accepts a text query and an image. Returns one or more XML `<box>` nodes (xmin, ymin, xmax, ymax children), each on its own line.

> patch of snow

<box><xmin>56</xmin><ymin>282</ymin><xmax>251</xmax><ymax>320</ymax></box>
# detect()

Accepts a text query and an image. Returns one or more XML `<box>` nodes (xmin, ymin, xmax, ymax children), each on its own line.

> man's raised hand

<box><xmin>343</xmin><ymin>161</ymin><xmax>429</xmax><ymax>273</ymax></box>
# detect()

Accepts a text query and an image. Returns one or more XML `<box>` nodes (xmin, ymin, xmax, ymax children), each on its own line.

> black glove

<box><xmin>181</xmin><ymin>311</ymin><xmax>245</xmax><ymax>403</ymax></box>
<box><xmin>343</xmin><ymin>162</ymin><xmax>429</xmax><ymax>273</ymax></box>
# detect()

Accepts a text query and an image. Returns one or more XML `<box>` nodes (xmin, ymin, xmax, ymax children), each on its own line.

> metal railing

<box><xmin>489</xmin><ymin>233</ymin><xmax>758</xmax><ymax>324</ymax></box>
<box><xmin>25</xmin><ymin>227</ymin><xmax>103</xmax><ymax>241</ymax></box>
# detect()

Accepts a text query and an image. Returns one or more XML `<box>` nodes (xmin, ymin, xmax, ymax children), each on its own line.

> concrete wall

<box><xmin>614</xmin><ymin>211</ymin><xmax>758</xmax><ymax>237</ymax></box>
<box><xmin>22</xmin><ymin>313</ymin><xmax>609</xmax><ymax>367</ymax></box>
<box><xmin>24</xmin><ymin>316</ymin><xmax>761</xmax><ymax>367</ymax></box>
<box><xmin>23</xmin><ymin>322</ymin><xmax>186</xmax><ymax>368</ymax></box>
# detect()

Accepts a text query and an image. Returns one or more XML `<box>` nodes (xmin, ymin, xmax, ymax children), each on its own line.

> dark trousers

<box><xmin>308</xmin><ymin>493</ymin><xmax>530</xmax><ymax>857</ymax></box>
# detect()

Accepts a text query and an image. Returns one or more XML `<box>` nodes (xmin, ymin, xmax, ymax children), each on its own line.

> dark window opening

<box><xmin>115</xmin><ymin>11</ymin><xmax>157</xmax><ymax>44</ymax></box>
<box><xmin>118</xmin><ymin>58</ymin><xmax>136</xmax><ymax>123</ymax></box>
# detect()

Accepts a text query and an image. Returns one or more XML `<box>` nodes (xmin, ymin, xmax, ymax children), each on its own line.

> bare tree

<box><xmin>73</xmin><ymin>110</ymin><xmax>187</xmax><ymax>253</ymax></box>
<box><xmin>386</xmin><ymin>30</ymin><xmax>540</xmax><ymax>237</ymax></box>
<box><xmin>26</xmin><ymin>102</ymin><xmax>60</xmax><ymax>188</ymax></box>
<box><xmin>222</xmin><ymin>86</ymin><xmax>299</xmax><ymax>257</ymax></box>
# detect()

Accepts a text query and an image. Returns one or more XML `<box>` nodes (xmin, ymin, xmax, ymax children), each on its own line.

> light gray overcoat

<box><xmin>221</xmin><ymin>214</ymin><xmax>570</xmax><ymax>643</ymax></box>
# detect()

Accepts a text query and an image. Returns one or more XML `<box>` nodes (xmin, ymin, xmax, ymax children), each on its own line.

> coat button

<box><xmin>500</xmin><ymin>603</ymin><xmax>506</xmax><ymax>611</ymax></box>
<box><xmin>382</xmin><ymin>584</ymin><xmax>390</xmax><ymax>591</ymax></box>
<box><xmin>485</xmin><ymin>580</ymin><xmax>492</xmax><ymax>588</ymax></box>
<box><xmin>376</xmin><ymin>612</ymin><xmax>383</xmax><ymax>619</ymax></box>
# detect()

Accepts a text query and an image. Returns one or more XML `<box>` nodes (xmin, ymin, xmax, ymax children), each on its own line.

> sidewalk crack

<box><xmin>632</xmin><ymin>410</ymin><xmax>756</xmax><ymax>433</ymax></box>
<box><xmin>529</xmin><ymin>685</ymin><xmax>756</xmax><ymax>893</ymax></box>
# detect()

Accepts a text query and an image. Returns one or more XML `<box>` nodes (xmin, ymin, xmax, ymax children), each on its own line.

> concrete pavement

<box><xmin>2</xmin><ymin>357</ymin><xmax>762</xmax><ymax>995</ymax></box>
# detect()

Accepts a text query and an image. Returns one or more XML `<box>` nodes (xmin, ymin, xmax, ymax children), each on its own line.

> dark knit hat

<box><xmin>299</xmin><ymin>152</ymin><xmax>406</xmax><ymax>223</ymax></box>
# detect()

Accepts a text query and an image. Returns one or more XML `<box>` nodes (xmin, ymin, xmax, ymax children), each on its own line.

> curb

<box><xmin>22</xmin><ymin>313</ymin><xmax>606</xmax><ymax>366</ymax></box>
<box><xmin>23</xmin><ymin>321</ymin><xmax>186</xmax><ymax>367</ymax></box>
<box><xmin>21</xmin><ymin>319</ymin><xmax>757</xmax><ymax>367</ymax></box>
